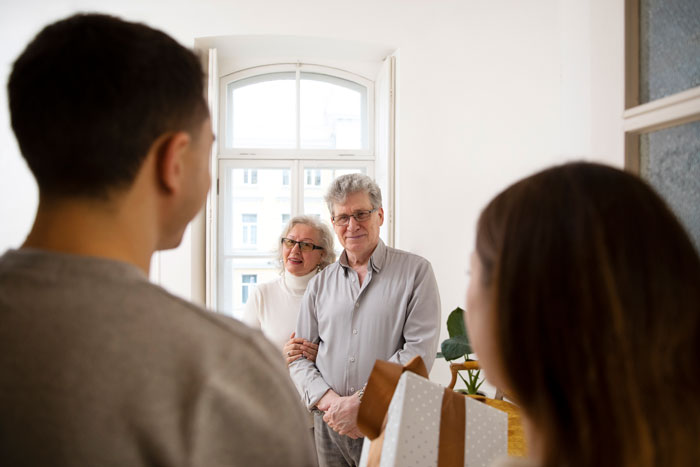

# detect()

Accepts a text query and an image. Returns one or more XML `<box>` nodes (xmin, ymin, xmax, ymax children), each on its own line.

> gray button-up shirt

<box><xmin>289</xmin><ymin>239</ymin><xmax>441</xmax><ymax>409</ymax></box>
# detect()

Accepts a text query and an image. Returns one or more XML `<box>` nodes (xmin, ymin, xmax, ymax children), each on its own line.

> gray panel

<box><xmin>640</xmin><ymin>119</ymin><xmax>700</xmax><ymax>253</ymax></box>
<box><xmin>639</xmin><ymin>0</ymin><xmax>700</xmax><ymax>104</ymax></box>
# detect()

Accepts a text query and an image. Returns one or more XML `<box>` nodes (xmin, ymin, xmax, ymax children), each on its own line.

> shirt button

<box><xmin>350</xmin><ymin>357</ymin><xmax>356</xmax><ymax>363</ymax></box>
<box><xmin>355</xmin><ymin>302</ymin><xmax>359</xmax><ymax>309</ymax></box>
<box><xmin>353</xmin><ymin>329</ymin><xmax>358</xmax><ymax>335</ymax></box>
<box><xmin>350</xmin><ymin>387</ymin><xmax>355</xmax><ymax>392</ymax></box>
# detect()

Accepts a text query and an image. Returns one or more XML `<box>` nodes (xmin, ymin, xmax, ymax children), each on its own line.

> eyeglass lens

<box><xmin>334</xmin><ymin>209</ymin><xmax>373</xmax><ymax>225</ymax></box>
<box><xmin>282</xmin><ymin>238</ymin><xmax>315</xmax><ymax>251</ymax></box>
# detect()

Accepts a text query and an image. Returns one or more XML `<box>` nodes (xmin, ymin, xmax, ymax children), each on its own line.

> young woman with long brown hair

<box><xmin>467</xmin><ymin>162</ymin><xmax>700</xmax><ymax>466</ymax></box>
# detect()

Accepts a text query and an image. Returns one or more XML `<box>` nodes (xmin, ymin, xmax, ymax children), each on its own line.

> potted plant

<box><xmin>436</xmin><ymin>306</ymin><xmax>485</xmax><ymax>396</ymax></box>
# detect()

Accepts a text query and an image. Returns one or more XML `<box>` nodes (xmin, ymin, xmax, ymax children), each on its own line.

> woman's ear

<box><xmin>153</xmin><ymin>131</ymin><xmax>191</xmax><ymax>194</ymax></box>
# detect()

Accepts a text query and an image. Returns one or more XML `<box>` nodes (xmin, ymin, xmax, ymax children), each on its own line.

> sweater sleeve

<box><xmin>191</xmin><ymin>338</ymin><xmax>317</xmax><ymax>466</ymax></box>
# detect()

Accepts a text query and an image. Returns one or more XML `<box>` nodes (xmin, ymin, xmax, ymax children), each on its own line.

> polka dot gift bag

<box><xmin>358</xmin><ymin>356</ymin><xmax>507</xmax><ymax>467</ymax></box>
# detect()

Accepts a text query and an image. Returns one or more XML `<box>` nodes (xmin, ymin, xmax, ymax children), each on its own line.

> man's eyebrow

<box><xmin>336</xmin><ymin>209</ymin><xmax>371</xmax><ymax>215</ymax></box>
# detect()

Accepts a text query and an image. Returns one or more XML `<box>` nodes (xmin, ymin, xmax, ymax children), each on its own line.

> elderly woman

<box><xmin>466</xmin><ymin>162</ymin><xmax>700</xmax><ymax>467</ymax></box>
<box><xmin>242</xmin><ymin>215</ymin><xmax>336</xmax><ymax>365</ymax></box>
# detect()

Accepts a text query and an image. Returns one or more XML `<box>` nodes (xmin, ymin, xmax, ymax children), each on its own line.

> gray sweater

<box><xmin>0</xmin><ymin>248</ymin><xmax>316</xmax><ymax>466</ymax></box>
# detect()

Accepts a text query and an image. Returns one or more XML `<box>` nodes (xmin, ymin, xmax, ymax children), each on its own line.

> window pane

<box><xmin>241</xmin><ymin>274</ymin><xmax>257</xmax><ymax>305</ymax></box>
<box><xmin>228</xmin><ymin>73</ymin><xmax>296</xmax><ymax>148</ymax></box>
<box><xmin>305</xmin><ymin>169</ymin><xmax>322</xmax><ymax>187</ymax></box>
<box><xmin>639</xmin><ymin>0</ymin><xmax>700</xmax><ymax>103</ymax></box>
<box><xmin>640</xmin><ymin>119</ymin><xmax>700</xmax><ymax>253</ymax></box>
<box><xmin>222</xmin><ymin>167</ymin><xmax>291</xmax><ymax>255</ymax></box>
<box><xmin>300</xmin><ymin>73</ymin><xmax>366</xmax><ymax>150</ymax></box>
<box><xmin>221</xmin><ymin>257</ymin><xmax>278</xmax><ymax>318</ymax></box>
<box><xmin>302</xmin><ymin>167</ymin><xmax>366</xmax><ymax>253</ymax></box>
<box><xmin>220</xmin><ymin>166</ymin><xmax>292</xmax><ymax>317</ymax></box>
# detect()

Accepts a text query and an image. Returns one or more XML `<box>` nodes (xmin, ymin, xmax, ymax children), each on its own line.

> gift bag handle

<box><xmin>357</xmin><ymin>355</ymin><xmax>428</xmax><ymax>439</ymax></box>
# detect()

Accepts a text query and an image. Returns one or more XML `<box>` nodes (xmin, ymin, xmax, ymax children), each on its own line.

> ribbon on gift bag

<box><xmin>357</xmin><ymin>355</ymin><xmax>466</xmax><ymax>467</ymax></box>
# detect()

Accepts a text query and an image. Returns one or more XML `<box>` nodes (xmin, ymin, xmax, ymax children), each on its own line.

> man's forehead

<box><xmin>332</xmin><ymin>193</ymin><xmax>373</xmax><ymax>213</ymax></box>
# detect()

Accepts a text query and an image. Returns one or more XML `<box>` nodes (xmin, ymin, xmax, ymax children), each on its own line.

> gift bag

<box><xmin>357</xmin><ymin>356</ymin><xmax>507</xmax><ymax>467</ymax></box>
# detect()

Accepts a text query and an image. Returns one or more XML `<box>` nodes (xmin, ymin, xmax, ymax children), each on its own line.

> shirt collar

<box><xmin>339</xmin><ymin>239</ymin><xmax>387</xmax><ymax>273</ymax></box>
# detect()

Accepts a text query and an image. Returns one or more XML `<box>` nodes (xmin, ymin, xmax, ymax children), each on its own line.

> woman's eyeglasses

<box><xmin>281</xmin><ymin>238</ymin><xmax>324</xmax><ymax>252</ymax></box>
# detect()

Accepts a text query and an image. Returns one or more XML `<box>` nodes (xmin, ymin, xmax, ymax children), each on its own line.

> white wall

<box><xmin>0</xmin><ymin>0</ymin><xmax>624</xmax><ymax>385</ymax></box>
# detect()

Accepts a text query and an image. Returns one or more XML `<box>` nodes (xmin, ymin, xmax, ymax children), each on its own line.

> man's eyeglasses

<box><xmin>331</xmin><ymin>208</ymin><xmax>378</xmax><ymax>226</ymax></box>
<box><xmin>281</xmin><ymin>238</ymin><xmax>324</xmax><ymax>252</ymax></box>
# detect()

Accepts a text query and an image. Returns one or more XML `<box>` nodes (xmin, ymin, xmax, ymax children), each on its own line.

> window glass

<box><xmin>305</xmin><ymin>169</ymin><xmax>322</xmax><ymax>186</ymax></box>
<box><xmin>227</xmin><ymin>72</ymin><xmax>296</xmax><ymax>148</ymax></box>
<box><xmin>223</xmin><ymin>167</ymin><xmax>291</xmax><ymax>256</ymax></box>
<box><xmin>221</xmin><ymin>257</ymin><xmax>278</xmax><ymax>318</ymax></box>
<box><xmin>241</xmin><ymin>274</ymin><xmax>257</xmax><ymax>304</ymax></box>
<box><xmin>241</xmin><ymin>214</ymin><xmax>257</xmax><ymax>246</ymax></box>
<box><xmin>639</xmin><ymin>0</ymin><xmax>700</xmax><ymax>103</ymax></box>
<box><xmin>640</xmin><ymin>119</ymin><xmax>700</xmax><ymax>252</ymax></box>
<box><xmin>220</xmin><ymin>166</ymin><xmax>291</xmax><ymax>317</ymax></box>
<box><xmin>300</xmin><ymin>73</ymin><xmax>365</xmax><ymax>149</ymax></box>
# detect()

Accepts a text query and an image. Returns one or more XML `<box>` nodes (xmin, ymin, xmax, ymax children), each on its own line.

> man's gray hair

<box><xmin>324</xmin><ymin>173</ymin><xmax>382</xmax><ymax>215</ymax></box>
<box><xmin>277</xmin><ymin>215</ymin><xmax>337</xmax><ymax>272</ymax></box>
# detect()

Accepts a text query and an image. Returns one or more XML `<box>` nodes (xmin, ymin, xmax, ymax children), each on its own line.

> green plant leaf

<box><xmin>440</xmin><ymin>335</ymin><xmax>472</xmax><ymax>360</ymax></box>
<box><xmin>436</xmin><ymin>351</ymin><xmax>444</xmax><ymax>359</ymax></box>
<box><xmin>458</xmin><ymin>372</ymin><xmax>469</xmax><ymax>386</ymax></box>
<box><xmin>446</xmin><ymin>307</ymin><xmax>467</xmax><ymax>338</ymax></box>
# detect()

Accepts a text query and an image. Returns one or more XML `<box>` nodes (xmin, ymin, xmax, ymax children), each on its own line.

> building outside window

<box><xmin>242</xmin><ymin>213</ymin><xmax>257</xmax><ymax>246</ymax></box>
<box><xmin>243</xmin><ymin>169</ymin><xmax>258</xmax><ymax>184</ymax></box>
<box><xmin>306</xmin><ymin>169</ymin><xmax>322</xmax><ymax>186</ymax></box>
<box><xmin>241</xmin><ymin>274</ymin><xmax>257</xmax><ymax>304</ymax></box>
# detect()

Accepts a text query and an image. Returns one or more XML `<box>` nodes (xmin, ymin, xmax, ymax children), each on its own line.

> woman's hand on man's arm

<box><xmin>283</xmin><ymin>332</ymin><xmax>319</xmax><ymax>365</ymax></box>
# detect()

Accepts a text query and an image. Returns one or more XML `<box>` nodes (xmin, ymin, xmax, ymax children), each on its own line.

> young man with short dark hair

<box><xmin>0</xmin><ymin>13</ymin><xmax>316</xmax><ymax>466</ymax></box>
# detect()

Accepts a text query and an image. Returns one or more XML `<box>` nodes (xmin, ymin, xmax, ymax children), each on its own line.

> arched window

<box><xmin>216</xmin><ymin>64</ymin><xmax>376</xmax><ymax>317</ymax></box>
<box><xmin>221</xmin><ymin>64</ymin><xmax>373</xmax><ymax>155</ymax></box>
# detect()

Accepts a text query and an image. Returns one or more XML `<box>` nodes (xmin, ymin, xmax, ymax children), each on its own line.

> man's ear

<box><xmin>154</xmin><ymin>131</ymin><xmax>191</xmax><ymax>194</ymax></box>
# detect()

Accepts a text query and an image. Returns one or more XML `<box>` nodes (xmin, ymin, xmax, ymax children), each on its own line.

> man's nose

<box><xmin>347</xmin><ymin>216</ymin><xmax>360</xmax><ymax>230</ymax></box>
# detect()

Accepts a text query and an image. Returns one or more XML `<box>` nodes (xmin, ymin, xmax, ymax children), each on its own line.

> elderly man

<box><xmin>289</xmin><ymin>174</ymin><xmax>441</xmax><ymax>466</ymax></box>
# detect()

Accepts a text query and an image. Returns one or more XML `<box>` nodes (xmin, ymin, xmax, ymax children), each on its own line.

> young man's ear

<box><xmin>153</xmin><ymin>131</ymin><xmax>191</xmax><ymax>194</ymax></box>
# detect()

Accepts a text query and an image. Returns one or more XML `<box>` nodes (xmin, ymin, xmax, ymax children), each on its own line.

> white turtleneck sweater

<box><xmin>241</xmin><ymin>269</ymin><xmax>317</xmax><ymax>351</ymax></box>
